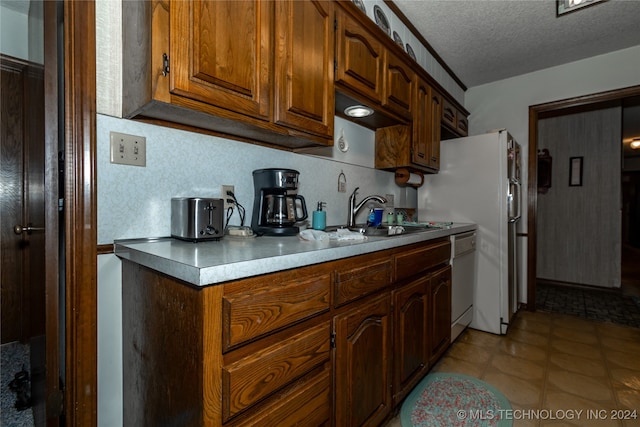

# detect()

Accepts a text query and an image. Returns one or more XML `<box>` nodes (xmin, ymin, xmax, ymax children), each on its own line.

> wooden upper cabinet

<box><xmin>383</xmin><ymin>50</ymin><xmax>414</xmax><ymax>119</ymax></box>
<box><xmin>170</xmin><ymin>0</ymin><xmax>271</xmax><ymax>120</ymax></box>
<box><xmin>375</xmin><ymin>79</ymin><xmax>441</xmax><ymax>173</ymax></box>
<box><xmin>442</xmin><ymin>97</ymin><xmax>469</xmax><ymax>138</ymax></box>
<box><xmin>412</xmin><ymin>77</ymin><xmax>432</xmax><ymax>169</ymax></box>
<box><xmin>274</xmin><ymin>0</ymin><xmax>334</xmax><ymax>138</ymax></box>
<box><xmin>429</xmin><ymin>89</ymin><xmax>443</xmax><ymax>170</ymax></box>
<box><xmin>335</xmin><ymin>8</ymin><xmax>384</xmax><ymax>104</ymax></box>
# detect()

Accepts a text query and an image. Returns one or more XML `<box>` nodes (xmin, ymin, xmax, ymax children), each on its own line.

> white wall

<box><xmin>0</xmin><ymin>1</ymin><xmax>43</xmax><ymax>63</ymax></box>
<box><xmin>463</xmin><ymin>44</ymin><xmax>640</xmax><ymax>304</ymax></box>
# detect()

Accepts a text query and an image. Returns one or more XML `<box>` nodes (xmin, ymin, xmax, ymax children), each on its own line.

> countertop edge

<box><xmin>115</xmin><ymin>223</ymin><xmax>476</xmax><ymax>286</ymax></box>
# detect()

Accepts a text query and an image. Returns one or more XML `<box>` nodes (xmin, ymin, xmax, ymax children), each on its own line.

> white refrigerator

<box><xmin>420</xmin><ymin>130</ymin><xmax>522</xmax><ymax>335</ymax></box>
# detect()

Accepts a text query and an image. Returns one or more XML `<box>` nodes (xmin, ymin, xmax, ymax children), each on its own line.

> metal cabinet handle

<box><xmin>13</xmin><ymin>224</ymin><xmax>44</xmax><ymax>235</ymax></box>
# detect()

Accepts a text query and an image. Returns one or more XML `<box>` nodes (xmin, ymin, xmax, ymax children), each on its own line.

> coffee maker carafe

<box><xmin>252</xmin><ymin>168</ymin><xmax>308</xmax><ymax>236</ymax></box>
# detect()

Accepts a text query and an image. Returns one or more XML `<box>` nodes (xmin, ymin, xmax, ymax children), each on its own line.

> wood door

<box><xmin>335</xmin><ymin>8</ymin><xmax>384</xmax><ymax>104</ymax></box>
<box><xmin>170</xmin><ymin>0</ymin><xmax>272</xmax><ymax>120</ymax></box>
<box><xmin>429</xmin><ymin>90</ymin><xmax>443</xmax><ymax>170</ymax></box>
<box><xmin>383</xmin><ymin>50</ymin><xmax>413</xmax><ymax>120</ymax></box>
<box><xmin>1</xmin><ymin>55</ymin><xmax>46</xmax><ymax>345</ymax></box>
<box><xmin>393</xmin><ymin>276</ymin><xmax>430</xmax><ymax>403</ymax></box>
<box><xmin>429</xmin><ymin>266</ymin><xmax>451</xmax><ymax>364</ymax></box>
<box><xmin>334</xmin><ymin>293</ymin><xmax>392</xmax><ymax>427</ymax></box>
<box><xmin>274</xmin><ymin>0</ymin><xmax>334</xmax><ymax>139</ymax></box>
<box><xmin>411</xmin><ymin>77</ymin><xmax>433</xmax><ymax>169</ymax></box>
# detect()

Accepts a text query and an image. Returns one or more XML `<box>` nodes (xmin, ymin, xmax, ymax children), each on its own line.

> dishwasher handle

<box><xmin>453</xmin><ymin>232</ymin><xmax>476</xmax><ymax>258</ymax></box>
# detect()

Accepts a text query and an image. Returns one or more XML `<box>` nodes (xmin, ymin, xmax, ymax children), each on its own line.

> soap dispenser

<box><xmin>312</xmin><ymin>202</ymin><xmax>326</xmax><ymax>230</ymax></box>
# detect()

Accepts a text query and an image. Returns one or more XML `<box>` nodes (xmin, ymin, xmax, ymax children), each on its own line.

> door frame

<box><xmin>527</xmin><ymin>84</ymin><xmax>640</xmax><ymax>307</ymax></box>
<box><xmin>44</xmin><ymin>0</ymin><xmax>97</xmax><ymax>424</ymax></box>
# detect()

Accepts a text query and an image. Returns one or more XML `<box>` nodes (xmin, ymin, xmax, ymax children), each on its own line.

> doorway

<box><xmin>1</xmin><ymin>54</ymin><xmax>47</xmax><ymax>426</ymax></box>
<box><xmin>621</xmin><ymin>96</ymin><xmax>640</xmax><ymax>296</ymax></box>
<box><xmin>528</xmin><ymin>85</ymin><xmax>640</xmax><ymax>306</ymax></box>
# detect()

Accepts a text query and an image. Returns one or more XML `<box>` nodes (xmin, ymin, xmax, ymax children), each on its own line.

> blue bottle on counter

<box><xmin>312</xmin><ymin>202</ymin><xmax>326</xmax><ymax>230</ymax></box>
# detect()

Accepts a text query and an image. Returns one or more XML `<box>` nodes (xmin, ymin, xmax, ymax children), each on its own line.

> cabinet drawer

<box><xmin>395</xmin><ymin>240</ymin><xmax>451</xmax><ymax>282</ymax></box>
<box><xmin>457</xmin><ymin>115</ymin><xmax>469</xmax><ymax>136</ymax></box>
<box><xmin>226</xmin><ymin>363</ymin><xmax>331</xmax><ymax>427</ymax></box>
<box><xmin>223</xmin><ymin>273</ymin><xmax>331</xmax><ymax>350</ymax></box>
<box><xmin>441</xmin><ymin>98</ymin><xmax>457</xmax><ymax>130</ymax></box>
<box><xmin>222</xmin><ymin>322</ymin><xmax>331</xmax><ymax>421</ymax></box>
<box><xmin>334</xmin><ymin>259</ymin><xmax>392</xmax><ymax>307</ymax></box>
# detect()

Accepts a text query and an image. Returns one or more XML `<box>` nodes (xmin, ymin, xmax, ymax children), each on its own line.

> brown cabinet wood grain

<box><xmin>335</xmin><ymin>7</ymin><xmax>384</xmax><ymax>105</ymax></box>
<box><xmin>273</xmin><ymin>0</ymin><xmax>334</xmax><ymax>138</ymax></box>
<box><xmin>441</xmin><ymin>97</ymin><xmax>469</xmax><ymax>138</ymax></box>
<box><xmin>170</xmin><ymin>0</ymin><xmax>271</xmax><ymax>120</ymax></box>
<box><xmin>429</xmin><ymin>89</ymin><xmax>443</xmax><ymax>168</ymax></box>
<box><xmin>430</xmin><ymin>265</ymin><xmax>452</xmax><ymax>364</ymax></box>
<box><xmin>123</xmin><ymin>0</ymin><xmax>333</xmax><ymax>150</ymax></box>
<box><xmin>334</xmin><ymin>293</ymin><xmax>392</xmax><ymax>427</ymax></box>
<box><xmin>374</xmin><ymin>81</ymin><xmax>443</xmax><ymax>173</ymax></box>
<box><xmin>122</xmin><ymin>237</ymin><xmax>456</xmax><ymax>427</ymax></box>
<box><xmin>395</xmin><ymin>238</ymin><xmax>451</xmax><ymax>282</ymax></box>
<box><xmin>222</xmin><ymin>321</ymin><xmax>331</xmax><ymax>421</ymax></box>
<box><xmin>393</xmin><ymin>276</ymin><xmax>430</xmax><ymax>404</ymax></box>
<box><xmin>225</xmin><ymin>363</ymin><xmax>332</xmax><ymax>427</ymax></box>
<box><xmin>382</xmin><ymin>50</ymin><xmax>414</xmax><ymax>120</ymax></box>
<box><xmin>222</xmin><ymin>271</ymin><xmax>331</xmax><ymax>351</ymax></box>
<box><xmin>334</xmin><ymin>257</ymin><xmax>392</xmax><ymax>307</ymax></box>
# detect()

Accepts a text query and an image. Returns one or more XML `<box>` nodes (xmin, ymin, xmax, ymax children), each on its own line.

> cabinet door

<box><xmin>170</xmin><ymin>0</ymin><xmax>271</xmax><ymax>119</ymax></box>
<box><xmin>393</xmin><ymin>276</ymin><xmax>430</xmax><ymax>404</ymax></box>
<box><xmin>441</xmin><ymin>98</ymin><xmax>457</xmax><ymax>131</ymax></box>
<box><xmin>274</xmin><ymin>0</ymin><xmax>334</xmax><ymax>138</ymax></box>
<box><xmin>428</xmin><ymin>90</ymin><xmax>443</xmax><ymax>170</ymax></box>
<box><xmin>383</xmin><ymin>50</ymin><xmax>414</xmax><ymax>119</ymax></box>
<box><xmin>411</xmin><ymin>77</ymin><xmax>433</xmax><ymax>169</ymax></box>
<box><xmin>429</xmin><ymin>265</ymin><xmax>451</xmax><ymax>364</ymax></box>
<box><xmin>457</xmin><ymin>114</ymin><xmax>469</xmax><ymax>137</ymax></box>
<box><xmin>335</xmin><ymin>9</ymin><xmax>384</xmax><ymax>104</ymax></box>
<box><xmin>334</xmin><ymin>293</ymin><xmax>392</xmax><ymax>427</ymax></box>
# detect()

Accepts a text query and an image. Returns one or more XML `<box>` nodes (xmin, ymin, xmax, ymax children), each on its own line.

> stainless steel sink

<box><xmin>325</xmin><ymin>224</ymin><xmax>440</xmax><ymax>237</ymax></box>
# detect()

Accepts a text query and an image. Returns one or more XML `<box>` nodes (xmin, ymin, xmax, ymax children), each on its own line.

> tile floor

<box><xmin>384</xmin><ymin>311</ymin><xmax>640</xmax><ymax>427</ymax></box>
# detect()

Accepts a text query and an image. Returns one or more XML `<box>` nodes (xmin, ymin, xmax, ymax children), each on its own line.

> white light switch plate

<box><xmin>110</xmin><ymin>131</ymin><xmax>146</xmax><ymax>167</ymax></box>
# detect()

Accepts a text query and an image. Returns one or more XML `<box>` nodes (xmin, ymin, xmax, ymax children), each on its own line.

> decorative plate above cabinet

<box><xmin>373</xmin><ymin>5</ymin><xmax>391</xmax><ymax>37</ymax></box>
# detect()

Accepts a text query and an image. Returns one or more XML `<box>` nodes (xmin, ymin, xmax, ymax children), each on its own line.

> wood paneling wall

<box><xmin>536</xmin><ymin>107</ymin><xmax>621</xmax><ymax>287</ymax></box>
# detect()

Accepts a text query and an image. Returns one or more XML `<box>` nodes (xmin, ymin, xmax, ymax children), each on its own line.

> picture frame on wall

<box><xmin>569</xmin><ymin>156</ymin><xmax>583</xmax><ymax>186</ymax></box>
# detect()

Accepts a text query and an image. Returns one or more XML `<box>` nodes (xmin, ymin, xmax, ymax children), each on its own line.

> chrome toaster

<box><xmin>171</xmin><ymin>197</ymin><xmax>224</xmax><ymax>241</ymax></box>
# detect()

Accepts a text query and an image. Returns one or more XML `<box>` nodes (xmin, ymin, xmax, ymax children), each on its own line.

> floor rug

<box><xmin>536</xmin><ymin>282</ymin><xmax>640</xmax><ymax>328</ymax></box>
<box><xmin>401</xmin><ymin>373</ymin><xmax>512</xmax><ymax>427</ymax></box>
<box><xmin>1</xmin><ymin>341</ymin><xmax>35</xmax><ymax>426</ymax></box>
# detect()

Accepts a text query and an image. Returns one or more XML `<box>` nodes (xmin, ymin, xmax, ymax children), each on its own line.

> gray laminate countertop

<box><xmin>114</xmin><ymin>223</ymin><xmax>476</xmax><ymax>286</ymax></box>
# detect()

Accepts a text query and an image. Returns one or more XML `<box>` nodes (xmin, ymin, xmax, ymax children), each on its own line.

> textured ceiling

<box><xmin>393</xmin><ymin>0</ymin><xmax>640</xmax><ymax>88</ymax></box>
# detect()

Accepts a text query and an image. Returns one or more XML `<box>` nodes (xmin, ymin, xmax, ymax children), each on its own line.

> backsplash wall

<box><xmin>97</xmin><ymin>115</ymin><xmax>402</xmax><ymax>244</ymax></box>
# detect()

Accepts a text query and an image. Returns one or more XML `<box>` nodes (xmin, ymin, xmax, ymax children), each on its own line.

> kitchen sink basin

<box><xmin>325</xmin><ymin>224</ymin><xmax>441</xmax><ymax>237</ymax></box>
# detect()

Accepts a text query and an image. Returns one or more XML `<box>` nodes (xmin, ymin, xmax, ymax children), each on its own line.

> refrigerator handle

<box><xmin>508</xmin><ymin>180</ymin><xmax>521</xmax><ymax>223</ymax></box>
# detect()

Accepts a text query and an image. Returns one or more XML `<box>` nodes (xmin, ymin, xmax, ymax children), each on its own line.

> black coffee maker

<box><xmin>251</xmin><ymin>168</ymin><xmax>308</xmax><ymax>236</ymax></box>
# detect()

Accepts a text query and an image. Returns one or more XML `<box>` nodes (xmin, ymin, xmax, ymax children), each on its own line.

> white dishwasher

<box><xmin>450</xmin><ymin>231</ymin><xmax>476</xmax><ymax>342</ymax></box>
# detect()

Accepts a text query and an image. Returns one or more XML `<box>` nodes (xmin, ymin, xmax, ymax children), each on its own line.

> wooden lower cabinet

<box><xmin>429</xmin><ymin>265</ymin><xmax>452</xmax><ymax>364</ymax></box>
<box><xmin>334</xmin><ymin>293</ymin><xmax>393</xmax><ymax>427</ymax></box>
<box><xmin>392</xmin><ymin>276</ymin><xmax>430</xmax><ymax>405</ymax></box>
<box><xmin>121</xmin><ymin>238</ymin><xmax>455</xmax><ymax>427</ymax></box>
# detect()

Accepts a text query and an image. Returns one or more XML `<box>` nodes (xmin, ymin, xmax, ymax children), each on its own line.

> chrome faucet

<box><xmin>348</xmin><ymin>187</ymin><xmax>387</xmax><ymax>228</ymax></box>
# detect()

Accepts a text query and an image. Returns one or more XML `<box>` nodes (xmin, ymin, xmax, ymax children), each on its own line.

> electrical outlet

<box><xmin>110</xmin><ymin>131</ymin><xmax>146</xmax><ymax>166</ymax></box>
<box><xmin>385</xmin><ymin>194</ymin><xmax>395</xmax><ymax>208</ymax></box>
<box><xmin>222</xmin><ymin>185</ymin><xmax>235</xmax><ymax>210</ymax></box>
